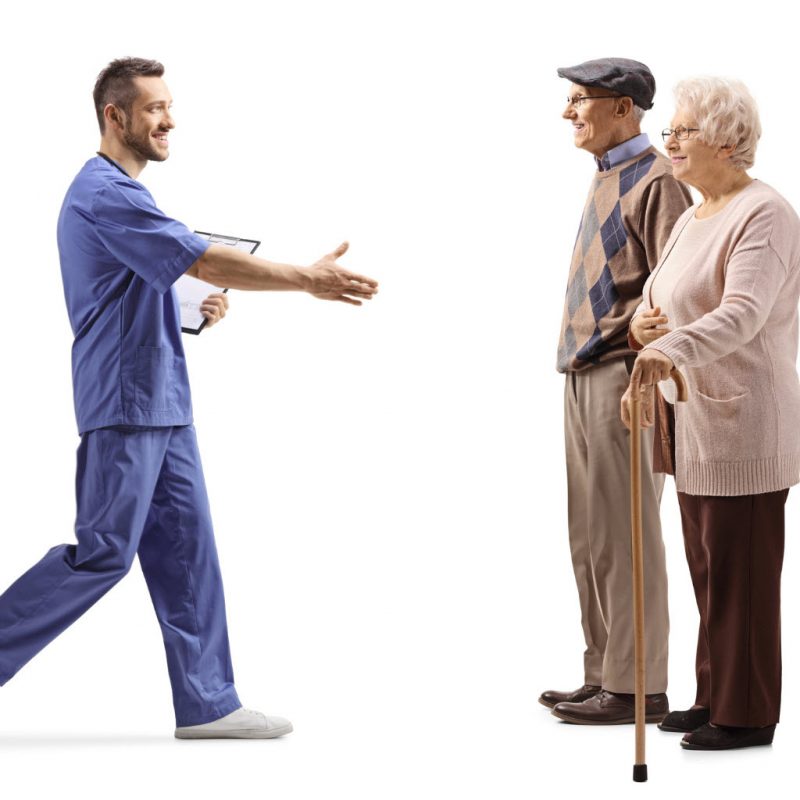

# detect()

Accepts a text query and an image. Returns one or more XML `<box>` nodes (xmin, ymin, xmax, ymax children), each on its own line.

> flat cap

<box><xmin>557</xmin><ymin>57</ymin><xmax>656</xmax><ymax>110</ymax></box>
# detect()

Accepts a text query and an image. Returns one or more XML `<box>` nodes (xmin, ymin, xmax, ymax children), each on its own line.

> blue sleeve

<box><xmin>91</xmin><ymin>180</ymin><xmax>210</xmax><ymax>294</ymax></box>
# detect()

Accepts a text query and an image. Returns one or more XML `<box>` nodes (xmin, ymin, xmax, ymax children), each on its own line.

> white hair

<box><xmin>673</xmin><ymin>77</ymin><xmax>761</xmax><ymax>170</ymax></box>
<box><xmin>632</xmin><ymin>105</ymin><xmax>646</xmax><ymax>123</ymax></box>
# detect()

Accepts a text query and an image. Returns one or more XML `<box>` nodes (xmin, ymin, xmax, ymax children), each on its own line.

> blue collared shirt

<box><xmin>595</xmin><ymin>133</ymin><xmax>652</xmax><ymax>171</ymax></box>
<box><xmin>57</xmin><ymin>156</ymin><xmax>211</xmax><ymax>434</ymax></box>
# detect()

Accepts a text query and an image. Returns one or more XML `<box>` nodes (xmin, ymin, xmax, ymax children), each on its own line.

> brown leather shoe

<box><xmin>552</xmin><ymin>689</ymin><xmax>669</xmax><ymax>725</ymax></box>
<box><xmin>538</xmin><ymin>684</ymin><xmax>600</xmax><ymax>709</ymax></box>
<box><xmin>681</xmin><ymin>723</ymin><xmax>775</xmax><ymax>750</ymax></box>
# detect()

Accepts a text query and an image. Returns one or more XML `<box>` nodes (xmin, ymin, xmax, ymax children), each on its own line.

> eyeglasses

<box><xmin>566</xmin><ymin>94</ymin><xmax>620</xmax><ymax>108</ymax></box>
<box><xmin>662</xmin><ymin>126</ymin><xmax>700</xmax><ymax>142</ymax></box>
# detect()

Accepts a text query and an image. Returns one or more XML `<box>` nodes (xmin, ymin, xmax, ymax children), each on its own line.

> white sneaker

<box><xmin>175</xmin><ymin>708</ymin><xmax>293</xmax><ymax>739</ymax></box>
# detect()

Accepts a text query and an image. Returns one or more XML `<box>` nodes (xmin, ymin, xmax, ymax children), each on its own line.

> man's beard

<box><xmin>123</xmin><ymin>124</ymin><xmax>167</xmax><ymax>162</ymax></box>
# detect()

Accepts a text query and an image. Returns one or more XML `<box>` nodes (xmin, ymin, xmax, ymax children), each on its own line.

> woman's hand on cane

<box><xmin>621</xmin><ymin>349</ymin><xmax>675</xmax><ymax>430</ymax></box>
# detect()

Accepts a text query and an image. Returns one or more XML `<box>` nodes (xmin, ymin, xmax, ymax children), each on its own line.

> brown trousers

<box><xmin>564</xmin><ymin>360</ymin><xmax>669</xmax><ymax>693</ymax></box>
<box><xmin>677</xmin><ymin>490</ymin><xmax>787</xmax><ymax>727</ymax></box>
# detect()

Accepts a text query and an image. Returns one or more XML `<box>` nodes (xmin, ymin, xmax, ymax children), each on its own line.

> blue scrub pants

<box><xmin>0</xmin><ymin>425</ymin><xmax>241</xmax><ymax>726</ymax></box>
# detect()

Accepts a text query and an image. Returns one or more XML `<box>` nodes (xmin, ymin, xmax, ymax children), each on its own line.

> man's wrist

<box><xmin>265</xmin><ymin>262</ymin><xmax>311</xmax><ymax>292</ymax></box>
<box><xmin>288</xmin><ymin>265</ymin><xmax>312</xmax><ymax>292</ymax></box>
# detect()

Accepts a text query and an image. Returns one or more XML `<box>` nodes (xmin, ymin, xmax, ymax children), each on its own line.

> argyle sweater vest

<box><xmin>557</xmin><ymin>146</ymin><xmax>692</xmax><ymax>373</ymax></box>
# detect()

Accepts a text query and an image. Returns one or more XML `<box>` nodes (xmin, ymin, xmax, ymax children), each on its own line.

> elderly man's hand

<box><xmin>200</xmin><ymin>292</ymin><xmax>229</xmax><ymax>328</ymax></box>
<box><xmin>307</xmin><ymin>242</ymin><xmax>379</xmax><ymax>306</ymax></box>
<box><xmin>631</xmin><ymin>306</ymin><xmax>671</xmax><ymax>345</ymax></box>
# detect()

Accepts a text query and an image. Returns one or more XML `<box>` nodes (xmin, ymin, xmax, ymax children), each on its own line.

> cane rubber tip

<box><xmin>633</xmin><ymin>764</ymin><xmax>648</xmax><ymax>782</ymax></box>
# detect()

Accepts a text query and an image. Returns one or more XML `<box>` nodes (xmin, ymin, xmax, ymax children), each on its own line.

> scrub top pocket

<box><xmin>135</xmin><ymin>346</ymin><xmax>175</xmax><ymax>412</ymax></box>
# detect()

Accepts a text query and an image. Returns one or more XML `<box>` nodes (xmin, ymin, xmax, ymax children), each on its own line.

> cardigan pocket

<box><xmin>692</xmin><ymin>352</ymin><xmax>752</xmax><ymax>401</ymax></box>
<box><xmin>693</xmin><ymin>369</ymin><xmax>749</xmax><ymax>403</ymax></box>
<box><xmin>690</xmin><ymin>391</ymin><xmax>750</xmax><ymax>460</ymax></box>
<box><xmin>695</xmin><ymin>388</ymin><xmax>749</xmax><ymax>403</ymax></box>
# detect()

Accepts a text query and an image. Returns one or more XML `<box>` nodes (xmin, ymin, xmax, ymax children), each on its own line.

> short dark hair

<box><xmin>93</xmin><ymin>57</ymin><xmax>165</xmax><ymax>133</ymax></box>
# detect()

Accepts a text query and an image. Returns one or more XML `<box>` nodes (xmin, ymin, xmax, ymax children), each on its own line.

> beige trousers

<box><xmin>564</xmin><ymin>359</ymin><xmax>669</xmax><ymax>694</ymax></box>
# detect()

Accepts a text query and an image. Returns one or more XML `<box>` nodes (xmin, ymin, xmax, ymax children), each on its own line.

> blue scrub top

<box><xmin>57</xmin><ymin>156</ymin><xmax>211</xmax><ymax>434</ymax></box>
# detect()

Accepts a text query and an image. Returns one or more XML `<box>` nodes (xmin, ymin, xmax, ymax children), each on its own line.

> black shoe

<box><xmin>538</xmin><ymin>684</ymin><xmax>600</xmax><ymax>709</ymax></box>
<box><xmin>681</xmin><ymin>723</ymin><xmax>776</xmax><ymax>751</ymax></box>
<box><xmin>658</xmin><ymin>706</ymin><xmax>710</xmax><ymax>732</ymax></box>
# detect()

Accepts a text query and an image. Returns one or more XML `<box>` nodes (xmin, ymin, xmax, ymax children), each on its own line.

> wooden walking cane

<box><xmin>629</xmin><ymin>367</ymin><xmax>687</xmax><ymax>783</ymax></box>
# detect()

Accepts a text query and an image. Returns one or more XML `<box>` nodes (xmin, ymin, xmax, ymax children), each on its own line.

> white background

<box><xmin>0</xmin><ymin>0</ymin><xmax>798</xmax><ymax>797</ymax></box>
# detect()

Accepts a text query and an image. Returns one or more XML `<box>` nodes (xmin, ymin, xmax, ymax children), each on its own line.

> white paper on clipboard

<box><xmin>176</xmin><ymin>232</ymin><xmax>261</xmax><ymax>334</ymax></box>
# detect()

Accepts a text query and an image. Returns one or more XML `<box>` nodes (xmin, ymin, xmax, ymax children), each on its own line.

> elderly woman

<box><xmin>623</xmin><ymin>77</ymin><xmax>800</xmax><ymax>750</ymax></box>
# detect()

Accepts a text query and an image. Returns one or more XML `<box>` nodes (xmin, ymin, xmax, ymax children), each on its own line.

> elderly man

<box><xmin>540</xmin><ymin>58</ymin><xmax>691</xmax><ymax>724</ymax></box>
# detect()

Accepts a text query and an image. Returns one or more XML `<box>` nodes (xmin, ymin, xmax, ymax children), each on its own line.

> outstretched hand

<box><xmin>307</xmin><ymin>242</ymin><xmax>379</xmax><ymax>305</ymax></box>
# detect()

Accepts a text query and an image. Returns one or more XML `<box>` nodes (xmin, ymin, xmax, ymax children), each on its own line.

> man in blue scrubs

<box><xmin>0</xmin><ymin>57</ymin><xmax>378</xmax><ymax>739</ymax></box>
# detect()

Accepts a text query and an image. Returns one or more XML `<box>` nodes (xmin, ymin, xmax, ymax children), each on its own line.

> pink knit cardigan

<box><xmin>638</xmin><ymin>180</ymin><xmax>800</xmax><ymax>496</ymax></box>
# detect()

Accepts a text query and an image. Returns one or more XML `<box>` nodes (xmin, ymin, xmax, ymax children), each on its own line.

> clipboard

<box><xmin>176</xmin><ymin>231</ymin><xmax>261</xmax><ymax>334</ymax></box>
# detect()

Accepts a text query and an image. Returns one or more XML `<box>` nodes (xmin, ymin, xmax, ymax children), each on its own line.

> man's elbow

<box><xmin>187</xmin><ymin>250</ymin><xmax>221</xmax><ymax>284</ymax></box>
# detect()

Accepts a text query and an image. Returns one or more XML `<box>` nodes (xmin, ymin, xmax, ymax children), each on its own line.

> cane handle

<box><xmin>670</xmin><ymin>367</ymin><xmax>688</xmax><ymax>402</ymax></box>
